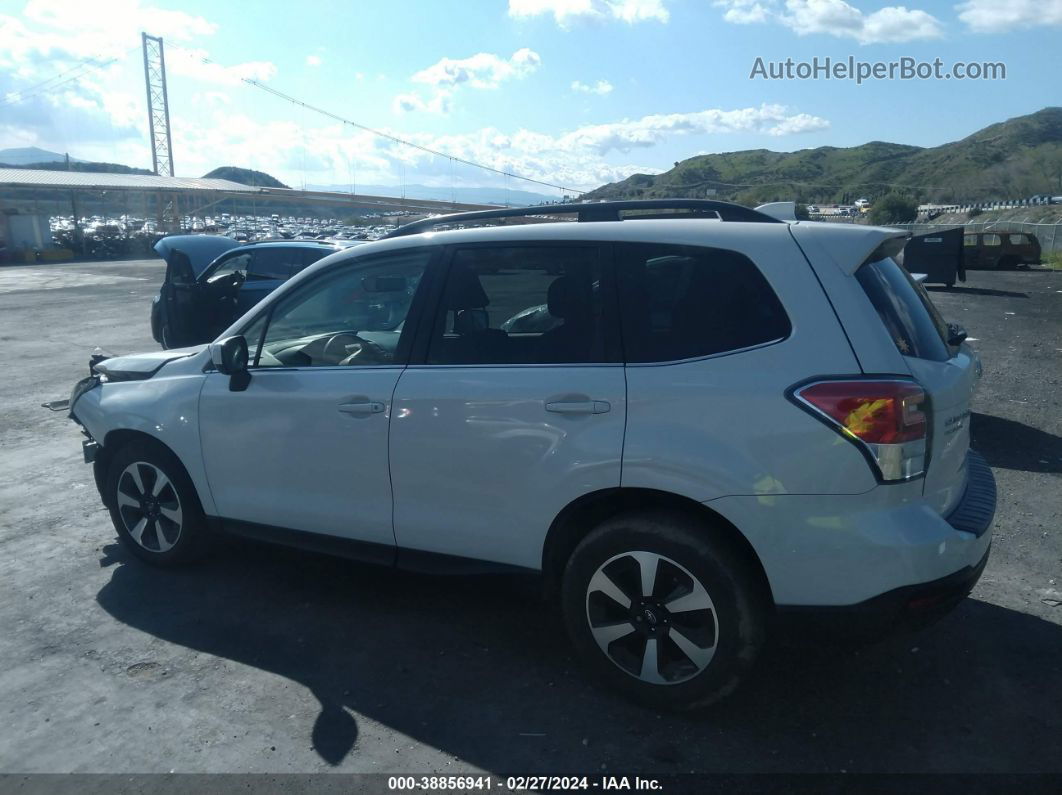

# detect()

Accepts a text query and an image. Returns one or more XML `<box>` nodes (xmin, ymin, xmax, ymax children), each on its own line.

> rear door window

<box><xmin>296</xmin><ymin>248</ymin><xmax>332</xmax><ymax>274</ymax></box>
<box><xmin>856</xmin><ymin>257</ymin><xmax>950</xmax><ymax>361</ymax></box>
<box><xmin>425</xmin><ymin>245</ymin><xmax>617</xmax><ymax>365</ymax></box>
<box><xmin>614</xmin><ymin>243</ymin><xmax>790</xmax><ymax>363</ymax></box>
<box><xmin>248</xmin><ymin>248</ymin><xmax>300</xmax><ymax>281</ymax></box>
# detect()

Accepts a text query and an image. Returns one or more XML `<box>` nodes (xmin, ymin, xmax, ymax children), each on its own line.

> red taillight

<box><xmin>795</xmin><ymin>381</ymin><xmax>926</xmax><ymax>444</ymax></box>
<box><xmin>793</xmin><ymin>379</ymin><xmax>929</xmax><ymax>483</ymax></box>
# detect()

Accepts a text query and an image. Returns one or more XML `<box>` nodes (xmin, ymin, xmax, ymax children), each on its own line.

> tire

<box><xmin>561</xmin><ymin>511</ymin><xmax>767</xmax><ymax>711</ymax></box>
<box><xmin>104</xmin><ymin>438</ymin><xmax>211</xmax><ymax>566</ymax></box>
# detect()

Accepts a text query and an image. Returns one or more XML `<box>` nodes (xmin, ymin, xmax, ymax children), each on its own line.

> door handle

<box><xmin>338</xmin><ymin>401</ymin><xmax>385</xmax><ymax>416</ymax></box>
<box><xmin>545</xmin><ymin>400</ymin><xmax>611</xmax><ymax>415</ymax></box>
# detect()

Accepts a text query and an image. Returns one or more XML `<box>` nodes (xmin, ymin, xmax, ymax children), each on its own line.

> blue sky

<box><xmin>1</xmin><ymin>0</ymin><xmax>1059</xmax><ymax>196</ymax></box>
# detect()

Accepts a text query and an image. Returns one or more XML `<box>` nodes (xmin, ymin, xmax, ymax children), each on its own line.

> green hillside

<box><xmin>585</xmin><ymin>107</ymin><xmax>1062</xmax><ymax>205</ymax></box>
<box><xmin>0</xmin><ymin>159</ymin><xmax>153</xmax><ymax>175</ymax></box>
<box><xmin>203</xmin><ymin>166</ymin><xmax>289</xmax><ymax>189</ymax></box>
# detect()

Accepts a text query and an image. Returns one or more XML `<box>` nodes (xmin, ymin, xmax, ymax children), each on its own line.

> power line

<box><xmin>0</xmin><ymin>47</ymin><xmax>138</xmax><ymax>108</ymax></box>
<box><xmin>173</xmin><ymin>48</ymin><xmax>587</xmax><ymax>196</ymax></box>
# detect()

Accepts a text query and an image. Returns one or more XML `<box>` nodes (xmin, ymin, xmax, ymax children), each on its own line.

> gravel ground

<box><xmin>0</xmin><ymin>259</ymin><xmax>1059</xmax><ymax>775</ymax></box>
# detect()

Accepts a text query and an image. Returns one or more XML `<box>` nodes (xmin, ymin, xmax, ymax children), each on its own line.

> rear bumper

<box><xmin>945</xmin><ymin>450</ymin><xmax>995</xmax><ymax>537</ymax></box>
<box><xmin>775</xmin><ymin>450</ymin><xmax>996</xmax><ymax>635</ymax></box>
<box><xmin>778</xmin><ymin>544</ymin><xmax>990</xmax><ymax>637</ymax></box>
<box><xmin>709</xmin><ymin>450</ymin><xmax>996</xmax><ymax>609</ymax></box>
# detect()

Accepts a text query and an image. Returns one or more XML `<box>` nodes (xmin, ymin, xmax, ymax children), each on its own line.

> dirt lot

<box><xmin>0</xmin><ymin>259</ymin><xmax>1059</xmax><ymax>775</ymax></box>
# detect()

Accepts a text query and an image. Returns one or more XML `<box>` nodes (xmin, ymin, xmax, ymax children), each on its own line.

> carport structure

<box><xmin>0</xmin><ymin>168</ymin><xmax>498</xmax><ymax>237</ymax></box>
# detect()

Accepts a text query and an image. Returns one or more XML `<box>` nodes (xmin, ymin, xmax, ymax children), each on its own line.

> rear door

<box><xmin>388</xmin><ymin>243</ymin><xmax>625</xmax><ymax>571</ymax></box>
<box><xmin>856</xmin><ymin>257</ymin><xmax>975</xmax><ymax>514</ymax></box>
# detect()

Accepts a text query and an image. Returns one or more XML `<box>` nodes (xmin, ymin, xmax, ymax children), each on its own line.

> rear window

<box><xmin>616</xmin><ymin>243</ymin><xmax>790</xmax><ymax>363</ymax></box>
<box><xmin>856</xmin><ymin>257</ymin><xmax>950</xmax><ymax>362</ymax></box>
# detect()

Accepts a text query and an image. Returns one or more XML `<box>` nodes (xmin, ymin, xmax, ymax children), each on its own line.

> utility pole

<box><xmin>141</xmin><ymin>32</ymin><xmax>175</xmax><ymax>177</ymax></box>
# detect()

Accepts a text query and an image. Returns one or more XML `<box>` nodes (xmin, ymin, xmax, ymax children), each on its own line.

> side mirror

<box><xmin>947</xmin><ymin>322</ymin><xmax>968</xmax><ymax>347</ymax></box>
<box><xmin>210</xmin><ymin>335</ymin><xmax>251</xmax><ymax>391</ymax></box>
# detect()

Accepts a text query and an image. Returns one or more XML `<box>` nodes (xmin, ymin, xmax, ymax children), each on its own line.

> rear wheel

<box><xmin>561</xmin><ymin>511</ymin><xmax>767</xmax><ymax>710</ymax></box>
<box><xmin>104</xmin><ymin>439</ymin><xmax>211</xmax><ymax>566</ymax></box>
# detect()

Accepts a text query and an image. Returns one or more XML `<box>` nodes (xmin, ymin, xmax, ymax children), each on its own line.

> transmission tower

<box><xmin>142</xmin><ymin>32</ymin><xmax>174</xmax><ymax>177</ymax></box>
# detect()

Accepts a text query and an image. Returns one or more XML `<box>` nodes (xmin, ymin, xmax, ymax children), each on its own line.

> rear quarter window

<box><xmin>616</xmin><ymin>243</ymin><xmax>791</xmax><ymax>363</ymax></box>
<box><xmin>856</xmin><ymin>257</ymin><xmax>950</xmax><ymax>362</ymax></box>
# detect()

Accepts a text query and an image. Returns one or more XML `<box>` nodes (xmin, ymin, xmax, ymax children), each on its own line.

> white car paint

<box><xmin>71</xmin><ymin>216</ymin><xmax>989</xmax><ymax>607</ymax></box>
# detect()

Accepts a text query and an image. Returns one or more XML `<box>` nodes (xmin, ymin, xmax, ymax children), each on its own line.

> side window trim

<box><xmin>405</xmin><ymin>241</ymin><xmax>621</xmax><ymax>367</ymax></box>
<box><xmin>243</xmin><ymin>247</ymin><xmax>439</xmax><ymax>369</ymax></box>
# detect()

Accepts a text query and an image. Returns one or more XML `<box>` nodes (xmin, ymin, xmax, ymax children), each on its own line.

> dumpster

<box><xmin>901</xmin><ymin>227</ymin><xmax>965</xmax><ymax>287</ymax></box>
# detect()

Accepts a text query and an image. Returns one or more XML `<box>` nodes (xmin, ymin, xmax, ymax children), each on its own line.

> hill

<box><xmin>585</xmin><ymin>107</ymin><xmax>1062</xmax><ymax>205</ymax></box>
<box><xmin>305</xmin><ymin>182</ymin><xmax>554</xmax><ymax>205</ymax></box>
<box><xmin>0</xmin><ymin>147</ymin><xmax>85</xmax><ymax>165</ymax></box>
<box><xmin>203</xmin><ymin>166</ymin><xmax>289</xmax><ymax>189</ymax></box>
<box><xmin>0</xmin><ymin>159</ymin><xmax>153</xmax><ymax>175</ymax></box>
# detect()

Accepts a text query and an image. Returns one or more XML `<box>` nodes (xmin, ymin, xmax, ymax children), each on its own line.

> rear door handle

<box><xmin>545</xmin><ymin>400</ymin><xmax>611</xmax><ymax>415</ymax></box>
<box><xmin>338</xmin><ymin>401</ymin><xmax>385</xmax><ymax>416</ymax></box>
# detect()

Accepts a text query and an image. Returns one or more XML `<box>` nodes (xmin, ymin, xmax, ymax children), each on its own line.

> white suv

<box><xmin>67</xmin><ymin>200</ymin><xmax>995</xmax><ymax>710</ymax></box>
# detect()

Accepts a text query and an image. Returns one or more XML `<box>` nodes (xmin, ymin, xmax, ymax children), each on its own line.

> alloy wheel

<box><xmin>585</xmin><ymin>551</ymin><xmax>718</xmax><ymax>685</ymax></box>
<box><xmin>115</xmin><ymin>461</ymin><xmax>183</xmax><ymax>553</ymax></box>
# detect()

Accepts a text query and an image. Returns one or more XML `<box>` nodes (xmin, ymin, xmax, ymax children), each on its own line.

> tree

<box><xmin>868</xmin><ymin>193</ymin><xmax>918</xmax><ymax>225</ymax></box>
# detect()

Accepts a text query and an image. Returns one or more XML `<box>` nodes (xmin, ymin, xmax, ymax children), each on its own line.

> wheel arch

<box><xmin>542</xmin><ymin>487</ymin><xmax>774</xmax><ymax>606</ymax></box>
<box><xmin>95</xmin><ymin>429</ymin><xmax>193</xmax><ymax>509</ymax></box>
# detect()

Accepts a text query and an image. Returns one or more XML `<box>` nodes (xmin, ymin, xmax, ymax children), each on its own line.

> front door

<box><xmin>159</xmin><ymin>249</ymin><xmax>205</xmax><ymax>348</ymax></box>
<box><xmin>198</xmin><ymin>248</ymin><xmax>435</xmax><ymax>556</ymax></box>
<box><xmin>389</xmin><ymin>243</ymin><xmax>626</xmax><ymax>571</ymax></box>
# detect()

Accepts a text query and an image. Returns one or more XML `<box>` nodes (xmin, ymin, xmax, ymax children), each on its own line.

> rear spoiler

<box><xmin>789</xmin><ymin>223</ymin><xmax>909</xmax><ymax>275</ymax></box>
<box><xmin>755</xmin><ymin>202</ymin><xmax>797</xmax><ymax>222</ymax></box>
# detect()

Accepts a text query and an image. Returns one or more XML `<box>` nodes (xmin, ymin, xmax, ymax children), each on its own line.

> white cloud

<box><xmin>508</xmin><ymin>0</ymin><xmax>668</xmax><ymax>27</ymax></box>
<box><xmin>411</xmin><ymin>48</ymin><xmax>541</xmax><ymax>89</ymax></box>
<box><xmin>713</xmin><ymin>0</ymin><xmax>943</xmax><ymax>43</ymax></box>
<box><xmin>396</xmin><ymin>49</ymin><xmax>541</xmax><ymax>114</ymax></box>
<box><xmin>713</xmin><ymin>0</ymin><xmax>772</xmax><ymax>23</ymax></box>
<box><xmin>956</xmin><ymin>0</ymin><xmax>1062</xmax><ymax>32</ymax></box>
<box><xmin>306</xmin><ymin>54</ymin><xmax>321</xmax><ymax>67</ymax></box>
<box><xmin>572</xmin><ymin>79</ymin><xmax>614</xmax><ymax>95</ymax></box>
<box><xmin>148</xmin><ymin>103</ymin><xmax>829</xmax><ymax>196</ymax></box>
<box><xmin>556</xmin><ymin>103</ymin><xmax>829</xmax><ymax>154</ymax></box>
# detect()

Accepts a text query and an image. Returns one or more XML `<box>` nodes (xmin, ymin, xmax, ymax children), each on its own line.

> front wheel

<box><xmin>561</xmin><ymin>512</ymin><xmax>767</xmax><ymax>710</ymax></box>
<box><xmin>104</xmin><ymin>439</ymin><xmax>211</xmax><ymax>566</ymax></box>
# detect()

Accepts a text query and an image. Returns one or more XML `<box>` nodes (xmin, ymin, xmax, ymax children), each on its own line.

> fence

<box><xmin>887</xmin><ymin>218</ymin><xmax>1062</xmax><ymax>255</ymax></box>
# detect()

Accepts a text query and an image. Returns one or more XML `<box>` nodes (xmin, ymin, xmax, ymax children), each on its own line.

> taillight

<box><xmin>793</xmin><ymin>379</ymin><xmax>928</xmax><ymax>482</ymax></box>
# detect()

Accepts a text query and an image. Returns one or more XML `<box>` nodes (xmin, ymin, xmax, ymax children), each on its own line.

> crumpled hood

<box><xmin>93</xmin><ymin>345</ymin><xmax>206</xmax><ymax>381</ymax></box>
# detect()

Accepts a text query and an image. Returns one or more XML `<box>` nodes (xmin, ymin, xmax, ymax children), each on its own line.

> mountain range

<box><xmin>584</xmin><ymin>107</ymin><xmax>1062</xmax><ymax>205</ymax></box>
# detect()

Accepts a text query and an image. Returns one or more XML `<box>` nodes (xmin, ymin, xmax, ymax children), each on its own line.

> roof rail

<box><xmin>381</xmin><ymin>199</ymin><xmax>782</xmax><ymax>239</ymax></box>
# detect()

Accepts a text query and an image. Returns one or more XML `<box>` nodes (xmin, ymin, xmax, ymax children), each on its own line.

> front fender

<box><xmin>74</xmin><ymin>373</ymin><xmax>215</xmax><ymax>515</ymax></box>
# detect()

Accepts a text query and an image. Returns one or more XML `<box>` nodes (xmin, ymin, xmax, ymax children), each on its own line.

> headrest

<box><xmin>547</xmin><ymin>276</ymin><xmax>587</xmax><ymax>320</ymax></box>
<box><xmin>444</xmin><ymin>264</ymin><xmax>489</xmax><ymax>310</ymax></box>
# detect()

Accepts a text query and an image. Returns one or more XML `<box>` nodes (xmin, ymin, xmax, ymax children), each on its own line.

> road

<box><xmin>0</xmin><ymin>259</ymin><xmax>1059</xmax><ymax>775</ymax></box>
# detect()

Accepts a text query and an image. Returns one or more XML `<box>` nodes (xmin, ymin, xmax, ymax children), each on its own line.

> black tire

<box><xmin>104</xmin><ymin>438</ymin><xmax>211</xmax><ymax>566</ymax></box>
<box><xmin>561</xmin><ymin>511</ymin><xmax>767</xmax><ymax>711</ymax></box>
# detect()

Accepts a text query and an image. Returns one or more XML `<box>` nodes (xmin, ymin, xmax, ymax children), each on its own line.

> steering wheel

<box><xmin>321</xmin><ymin>332</ymin><xmax>390</xmax><ymax>365</ymax></box>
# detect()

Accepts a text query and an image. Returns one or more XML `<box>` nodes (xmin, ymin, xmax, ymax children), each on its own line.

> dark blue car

<box><xmin>151</xmin><ymin>237</ymin><xmax>358</xmax><ymax>348</ymax></box>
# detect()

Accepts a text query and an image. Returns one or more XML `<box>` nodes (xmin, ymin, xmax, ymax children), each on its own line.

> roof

<box><xmin>235</xmin><ymin>240</ymin><xmax>343</xmax><ymax>249</ymax></box>
<box><xmin>0</xmin><ymin>168</ymin><xmax>258</xmax><ymax>192</ymax></box>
